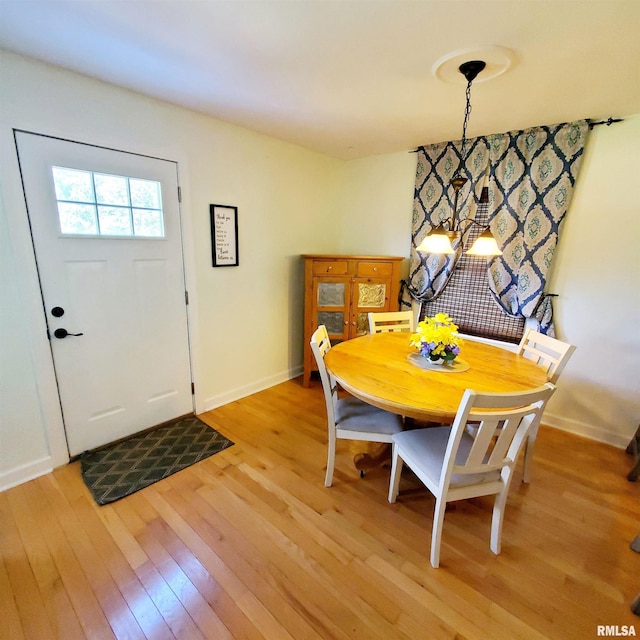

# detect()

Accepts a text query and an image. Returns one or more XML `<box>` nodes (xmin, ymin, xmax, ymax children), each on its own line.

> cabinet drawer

<box><xmin>356</xmin><ymin>261</ymin><xmax>393</xmax><ymax>277</ymax></box>
<box><xmin>312</xmin><ymin>261</ymin><xmax>349</xmax><ymax>276</ymax></box>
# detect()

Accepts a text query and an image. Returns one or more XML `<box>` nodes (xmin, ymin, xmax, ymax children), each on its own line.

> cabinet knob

<box><xmin>327</xmin><ymin>266</ymin><xmax>332</xmax><ymax>271</ymax></box>
<box><xmin>373</xmin><ymin>267</ymin><xmax>378</xmax><ymax>272</ymax></box>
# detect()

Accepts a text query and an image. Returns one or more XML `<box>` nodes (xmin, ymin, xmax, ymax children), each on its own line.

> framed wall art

<box><xmin>210</xmin><ymin>204</ymin><xmax>238</xmax><ymax>267</ymax></box>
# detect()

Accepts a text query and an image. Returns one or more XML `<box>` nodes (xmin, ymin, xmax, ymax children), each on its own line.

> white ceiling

<box><xmin>1</xmin><ymin>0</ymin><xmax>638</xmax><ymax>159</ymax></box>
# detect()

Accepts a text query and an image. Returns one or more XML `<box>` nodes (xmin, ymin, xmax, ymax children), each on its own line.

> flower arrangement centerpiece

<box><xmin>410</xmin><ymin>313</ymin><xmax>463</xmax><ymax>364</ymax></box>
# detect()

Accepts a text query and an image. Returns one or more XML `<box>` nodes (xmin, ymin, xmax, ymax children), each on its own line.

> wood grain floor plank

<box><xmin>113</xmin><ymin>497</ymin><xmax>234</xmax><ymax>640</ymax></box>
<box><xmin>134</xmin><ymin>557</ymin><xmax>205</xmax><ymax>640</ymax></box>
<box><xmin>38</xmin><ymin>474</ymin><xmax>151</xmax><ymax>640</ymax></box>
<box><xmin>159</xmin><ymin>472</ymin><xmax>334</xmax><ymax>640</ymax></box>
<box><xmin>7</xmin><ymin>485</ymin><xmax>86</xmax><ymax>640</ymax></box>
<box><xmin>25</xmin><ymin>475</ymin><xmax>140</xmax><ymax>640</ymax></box>
<box><xmin>142</xmin><ymin>485</ymin><xmax>302</xmax><ymax>640</ymax></box>
<box><xmin>0</xmin><ymin>552</ymin><xmax>26</xmax><ymax>640</ymax></box>
<box><xmin>195</xmin><ymin>476</ymin><xmax>407</xmax><ymax>640</ymax></box>
<box><xmin>0</xmin><ymin>491</ymin><xmax>57</xmax><ymax>639</ymax></box>
<box><xmin>139</xmin><ymin>503</ymin><xmax>268</xmax><ymax>640</ymax></box>
<box><xmin>52</xmin><ymin>468</ymin><xmax>178</xmax><ymax>640</ymax></box>
<box><xmin>14</xmin><ymin>480</ymin><xmax>115</xmax><ymax>639</ymax></box>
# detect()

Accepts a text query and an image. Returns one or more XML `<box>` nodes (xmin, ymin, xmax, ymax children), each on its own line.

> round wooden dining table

<box><xmin>324</xmin><ymin>332</ymin><xmax>549</xmax><ymax>423</ymax></box>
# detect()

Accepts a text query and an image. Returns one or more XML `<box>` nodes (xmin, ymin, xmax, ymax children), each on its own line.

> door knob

<box><xmin>54</xmin><ymin>328</ymin><xmax>84</xmax><ymax>339</ymax></box>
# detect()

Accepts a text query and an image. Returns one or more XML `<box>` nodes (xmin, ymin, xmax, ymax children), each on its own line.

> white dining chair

<box><xmin>517</xmin><ymin>328</ymin><xmax>576</xmax><ymax>383</ymax></box>
<box><xmin>310</xmin><ymin>325</ymin><xmax>404</xmax><ymax>487</ymax></box>
<box><xmin>516</xmin><ymin>329</ymin><xmax>575</xmax><ymax>481</ymax></box>
<box><xmin>388</xmin><ymin>383</ymin><xmax>556</xmax><ymax>568</ymax></box>
<box><xmin>368</xmin><ymin>311</ymin><xmax>415</xmax><ymax>334</ymax></box>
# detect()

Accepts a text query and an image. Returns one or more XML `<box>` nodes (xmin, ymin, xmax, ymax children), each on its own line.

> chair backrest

<box><xmin>310</xmin><ymin>325</ymin><xmax>338</xmax><ymax>428</ymax></box>
<box><xmin>441</xmin><ymin>384</ymin><xmax>556</xmax><ymax>489</ymax></box>
<box><xmin>368</xmin><ymin>311</ymin><xmax>415</xmax><ymax>334</ymax></box>
<box><xmin>517</xmin><ymin>329</ymin><xmax>576</xmax><ymax>383</ymax></box>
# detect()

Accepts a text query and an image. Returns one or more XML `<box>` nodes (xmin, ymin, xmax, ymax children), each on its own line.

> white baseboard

<box><xmin>0</xmin><ymin>456</ymin><xmax>53</xmax><ymax>493</ymax></box>
<box><xmin>202</xmin><ymin>365</ymin><xmax>304</xmax><ymax>413</ymax></box>
<box><xmin>544</xmin><ymin>413</ymin><xmax>631</xmax><ymax>449</ymax></box>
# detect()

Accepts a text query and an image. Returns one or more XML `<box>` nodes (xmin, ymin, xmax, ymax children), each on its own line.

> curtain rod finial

<box><xmin>589</xmin><ymin>116</ymin><xmax>623</xmax><ymax>129</ymax></box>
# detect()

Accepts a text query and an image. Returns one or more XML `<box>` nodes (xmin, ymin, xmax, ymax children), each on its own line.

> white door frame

<box><xmin>6</xmin><ymin>129</ymin><xmax>203</xmax><ymax>469</ymax></box>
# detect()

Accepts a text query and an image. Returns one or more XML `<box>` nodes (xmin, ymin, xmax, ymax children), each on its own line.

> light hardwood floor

<box><xmin>1</xmin><ymin>378</ymin><xmax>639</xmax><ymax>639</ymax></box>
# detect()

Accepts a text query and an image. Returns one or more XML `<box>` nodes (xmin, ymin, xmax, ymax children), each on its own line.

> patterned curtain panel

<box><xmin>402</xmin><ymin>120</ymin><xmax>589</xmax><ymax>336</ymax></box>
<box><xmin>401</xmin><ymin>138</ymin><xmax>488</xmax><ymax>307</ymax></box>
<box><xmin>485</xmin><ymin>120</ymin><xmax>590</xmax><ymax>333</ymax></box>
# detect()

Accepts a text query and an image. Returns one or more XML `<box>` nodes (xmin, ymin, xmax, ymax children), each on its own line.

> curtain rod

<box><xmin>588</xmin><ymin>117</ymin><xmax>624</xmax><ymax>129</ymax></box>
<box><xmin>409</xmin><ymin>116</ymin><xmax>625</xmax><ymax>152</ymax></box>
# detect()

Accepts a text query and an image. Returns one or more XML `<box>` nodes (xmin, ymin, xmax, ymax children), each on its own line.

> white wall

<box><xmin>545</xmin><ymin>114</ymin><xmax>640</xmax><ymax>445</ymax></box>
<box><xmin>335</xmin><ymin>151</ymin><xmax>416</xmax><ymax>260</ymax></box>
<box><xmin>0</xmin><ymin>50</ymin><xmax>343</xmax><ymax>489</ymax></box>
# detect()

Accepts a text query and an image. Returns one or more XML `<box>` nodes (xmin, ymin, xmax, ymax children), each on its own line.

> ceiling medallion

<box><xmin>432</xmin><ymin>46</ymin><xmax>515</xmax><ymax>84</ymax></box>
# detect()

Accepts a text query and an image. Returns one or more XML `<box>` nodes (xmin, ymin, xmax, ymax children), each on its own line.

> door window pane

<box><xmin>94</xmin><ymin>173</ymin><xmax>130</xmax><ymax>206</ymax></box>
<box><xmin>98</xmin><ymin>206</ymin><xmax>133</xmax><ymax>236</ymax></box>
<box><xmin>52</xmin><ymin>166</ymin><xmax>164</xmax><ymax>238</ymax></box>
<box><xmin>133</xmin><ymin>208</ymin><xmax>164</xmax><ymax>237</ymax></box>
<box><xmin>52</xmin><ymin>167</ymin><xmax>94</xmax><ymax>202</ymax></box>
<box><xmin>58</xmin><ymin>202</ymin><xmax>98</xmax><ymax>235</ymax></box>
<box><xmin>130</xmin><ymin>178</ymin><xmax>161</xmax><ymax>209</ymax></box>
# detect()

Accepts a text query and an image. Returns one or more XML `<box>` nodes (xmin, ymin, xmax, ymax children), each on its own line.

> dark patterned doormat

<box><xmin>80</xmin><ymin>415</ymin><xmax>234</xmax><ymax>505</ymax></box>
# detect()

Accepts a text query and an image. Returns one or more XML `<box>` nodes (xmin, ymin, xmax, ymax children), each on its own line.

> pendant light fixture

<box><xmin>417</xmin><ymin>60</ymin><xmax>502</xmax><ymax>257</ymax></box>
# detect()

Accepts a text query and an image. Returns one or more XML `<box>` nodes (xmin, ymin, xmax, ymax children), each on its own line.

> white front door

<box><xmin>16</xmin><ymin>131</ymin><xmax>193</xmax><ymax>456</ymax></box>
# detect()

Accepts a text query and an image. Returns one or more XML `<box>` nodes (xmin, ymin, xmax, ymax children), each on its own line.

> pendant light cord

<box><xmin>460</xmin><ymin>77</ymin><xmax>473</xmax><ymax>159</ymax></box>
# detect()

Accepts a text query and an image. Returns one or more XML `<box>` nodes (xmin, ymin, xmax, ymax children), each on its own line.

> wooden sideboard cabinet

<box><xmin>302</xmin><ymin>254</ymin><xmax>404</xmax><ymax>387</ymax></box>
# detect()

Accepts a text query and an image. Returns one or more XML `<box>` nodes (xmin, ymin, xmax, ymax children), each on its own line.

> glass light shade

<box><xmin>417</xmin><ymin>229</ymin><xmax>455</xmax><ymax>254</ymax></box>
<box><xmin>466</xmin><ymin>228</ymin><xmax>502</xmax><ymax>256</ymax></box>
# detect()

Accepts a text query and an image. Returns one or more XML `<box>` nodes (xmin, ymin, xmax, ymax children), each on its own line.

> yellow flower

<box><xmin>409</xmin><ymin>313</ymin><xmax>463</xmax><ymax>360</ymax></box>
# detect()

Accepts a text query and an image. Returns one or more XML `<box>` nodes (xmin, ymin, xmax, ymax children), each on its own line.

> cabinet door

<box><xmin>349</xmin><ymin>277</ymin><xmax>390</xmax><ymax>338</ymax></box>
<box><xmin>313</xmin><ymin>276</ymin><xmax>352</xmax><ymax>343</ymax></box>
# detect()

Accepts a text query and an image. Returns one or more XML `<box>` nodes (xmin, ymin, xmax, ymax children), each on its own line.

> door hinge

<box><xmin>191</xmin><ymin>382</ymin><xmax>195</xmax><ymax>395</ymax></box>
<box><xmin>177</xmin><ymin>186</ymin><xmax>182</xmax><ymax>203</ymax></box>
<box><xmin>185</xmin><ymin>290</ymin><xmax>189</xmax><ymax>305</ymax></box>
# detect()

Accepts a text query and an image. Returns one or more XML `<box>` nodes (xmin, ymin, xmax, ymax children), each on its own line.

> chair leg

<box><xmin>324</xmin><ymin>436</ymin><xmax>336</xmax><ymax>487</ymax></box>
<box><xmin>490</xmin><ymin>488</ymin><xmax>509</xmax><ymax>555</ymax></box>
<box><xmin>522</xmin><ymin>427</ymin><xmax>538</xmax><ymax>483</ymax></box>
<box><xmin>387</xmin><ymin>445</ymin><xmax>402</xmax><ymax>503</ymax></box>
<box><xmin>627</xmin><ymin>425</ymin><xmax>640</xmax><ymax>482</ymax></box>
<box><xmin>430</xmin><ymin>497</ymin><xmax>447</xmax><ymax>568</ymax></box>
